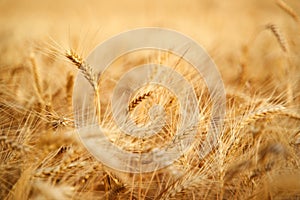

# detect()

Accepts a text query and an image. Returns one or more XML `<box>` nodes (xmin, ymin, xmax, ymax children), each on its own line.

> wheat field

<box><xmin>1</xmin><ymin>0</ymin><xmax>300</xmax><ymax>199</ymax></box>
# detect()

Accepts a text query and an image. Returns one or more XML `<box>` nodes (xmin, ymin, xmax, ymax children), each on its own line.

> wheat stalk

<box><xmin>65</xmin><ymin>72</ymin><xmax>74</xmax><ymax>110</ymax></box>
<box><xmin>276</xmin><ymin>0</ymin><xmax>299</xmax><ymax>22</ymax></box>
<box><xmin>29</xmin><ymin>53</ymin><xmax>44</xmax><ymax>103</ymax></box>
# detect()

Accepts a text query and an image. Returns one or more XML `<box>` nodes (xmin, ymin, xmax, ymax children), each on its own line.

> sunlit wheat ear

<box><xmin>65</xmin><ymin>50</ymin><xmax>98</xmax><ymax>90</ymax></box>
<box><xmin>128</xmin><ymin>91</ymin><xmax>153</xmax><ymax>112</ymax></box>
<box><xmin>64</xmin><ymin>49</ymin><xmax>101</xmax><ymax>120</ymax></box>
<box><xmin>252</xmin><ymin>104</ymin><xmax>293</xmax><ymax>125</ymax></box>
<box><xmin>239</xmin><ymin>105</ymin><xmax>286</xmax><ymax>128</ymax></box>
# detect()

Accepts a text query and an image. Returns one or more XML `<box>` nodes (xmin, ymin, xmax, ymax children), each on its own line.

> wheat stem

<box><xmin>276</xmin><ymin>0</ymin><xmax>299</xmax><ymax>23</ymax></box>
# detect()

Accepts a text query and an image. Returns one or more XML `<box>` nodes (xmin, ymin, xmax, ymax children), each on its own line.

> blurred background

<box><xmin>1</xmin><ymin>0</ymin><xmax>299</xmax><ymax>47</ymax></box>
<box><xmin>0</xmin><ymin>0</ymin><xmax>299</xmax><ymax>82</ymax></box>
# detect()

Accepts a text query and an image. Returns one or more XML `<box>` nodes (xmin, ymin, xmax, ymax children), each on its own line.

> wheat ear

<box><xmin>226</xmin><ymin>105</ymin><xmax>287</xmax><ymax>154</ymax></box>
<box><xmin>128</xmin><ymin>91</ymin><xmax>152</xmax><ymax>112</ymax></box>
<box><xmin>65</xmin><ymin>50</ymin><xmax>101</xmax><ymax>120</ymax></box>
<box><xmin>265</xmin><ymin>23</ymin><xmax>289</xmax><ymax>53</ymax></box>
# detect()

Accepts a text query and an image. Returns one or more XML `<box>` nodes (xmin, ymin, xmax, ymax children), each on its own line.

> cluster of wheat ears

<box><xmin>1</xmin><ymin>0</ymin><xmax>300</xmax><ymax>199</ymax></box>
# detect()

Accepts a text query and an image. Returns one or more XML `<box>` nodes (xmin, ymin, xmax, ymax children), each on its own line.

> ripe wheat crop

<box><xmin>0</xmin><ymin>0</ymin><xmax>300</xmax><ymax>199</ymax></box>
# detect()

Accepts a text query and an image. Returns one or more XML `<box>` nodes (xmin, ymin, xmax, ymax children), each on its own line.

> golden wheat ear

<box><xmin>65</xmin><ymin>50</ymin><xmax>98</xmax><ymax>90</ymax></box>
<box><xmin>265</xmin><ymin>23</ymin><xmax>289</xmax><ymax>53</ymax></box>
<box><xmin>64</xmin><ymin>49</ymin><xmax>101</xmax><ymax>120</ymax></box>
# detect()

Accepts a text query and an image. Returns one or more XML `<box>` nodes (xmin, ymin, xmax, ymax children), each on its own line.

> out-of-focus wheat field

<box><xmin>1</xmin><ymin>0</ymin><xmax>300</xmax><ymax>199</ymax></box>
